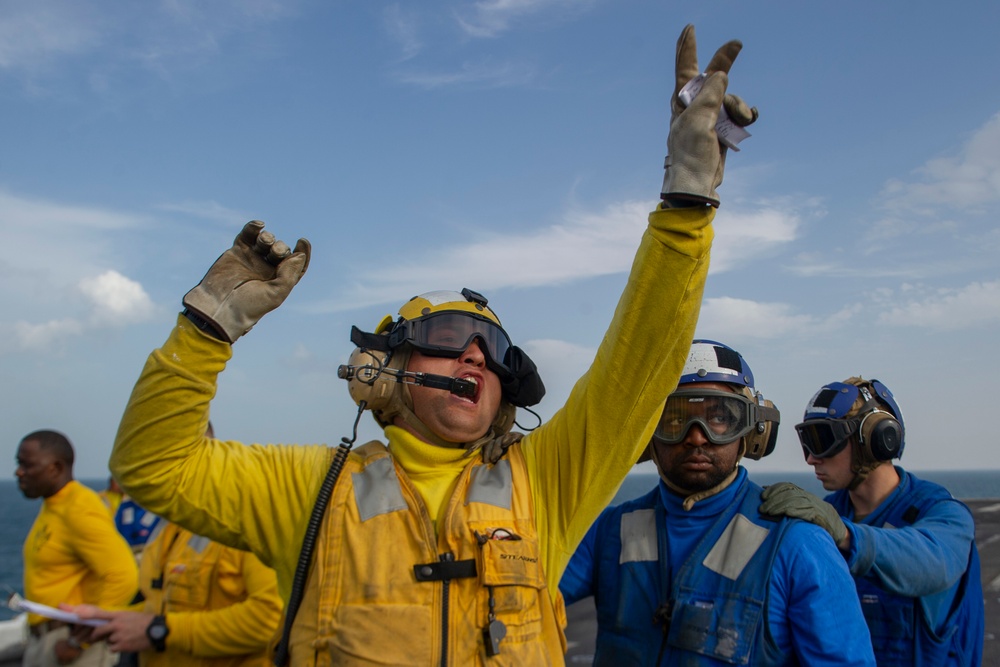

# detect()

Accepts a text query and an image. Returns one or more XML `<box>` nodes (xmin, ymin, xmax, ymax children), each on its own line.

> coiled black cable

<box><xmin>272</xmin><ymin>401</ymin><xmax>366</xmax><ymax>666</ymax></box>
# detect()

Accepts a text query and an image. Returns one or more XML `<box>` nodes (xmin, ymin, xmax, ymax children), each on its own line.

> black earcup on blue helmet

<box><xmin>859</xmin><ymin>410</ymin><xmax>903</xmax><ymax>462</ymax></box>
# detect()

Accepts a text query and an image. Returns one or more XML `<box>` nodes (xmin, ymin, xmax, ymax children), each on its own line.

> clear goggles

<box><xmin>795</xmin><ymin>419</ymin><xmax>859</xmax><ymax>459</ymax></box>
<box><xmin>653</xmin><ymin>389</ymin><xmax>759</xmax><ymax>446</ymax></box>
<box><xmin>387</xmin><ymin>311</ymin><xmax>514</xmax><ymax>376</ymax></box>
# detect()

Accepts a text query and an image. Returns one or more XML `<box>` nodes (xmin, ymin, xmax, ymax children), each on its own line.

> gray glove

<box><xmin>661</xmin><ymin>24</ymin><xmax>758</xmax><ymax>208</ymax></box>
<box><xmin>183</xmin><ymin>220</ymin><xmax>311</xmax><ymax>343</ymax></box>
<box><xmin>760</xmin><ymin>482</ymin><xmax>849</xmax><ymax>546</ymax></box>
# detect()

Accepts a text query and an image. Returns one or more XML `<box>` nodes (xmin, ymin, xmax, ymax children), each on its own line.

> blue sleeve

<box><xmin>771</xmin><ymin>522</ymin><xmax>876</xmax><ymax>666</ymax></box>
<box><xmin>559</xmin><ymin>513</ymin><xmax>602</xmax><ymax>606</ymax></box>
<box><xmin>846</xmin><ymin>499</ymin><xmax>975</xmax><ymax>597</ymax></box>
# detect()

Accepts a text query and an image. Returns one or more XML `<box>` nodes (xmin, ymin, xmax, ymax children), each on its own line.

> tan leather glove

<box><xmin>183</xmin><ymin>220</ymin><xmax>311</xmax><ymax>343</ymax></box>
<box><xmin>661</xmin><ymin>24</ymin><xmax>758</xmax><ymax>208</ymax></box>
<box><xmin>759</xmin><ymin>482</ymin><xmax>849</xmax><ymax>547</ymax></box>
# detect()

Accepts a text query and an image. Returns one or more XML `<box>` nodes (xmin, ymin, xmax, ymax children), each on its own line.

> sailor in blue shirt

<box><xmin>761</xmin><ymin>377</ymin><xmax>984</xmax><ymax>666</ymax></box>
<box><xmin>561</xmin><ymin>341</ymin><xmax>876</xmax><ymax>666</ymax></box>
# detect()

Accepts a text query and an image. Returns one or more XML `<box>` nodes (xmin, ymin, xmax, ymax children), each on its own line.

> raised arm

<box><xmin>524</xmin><ymin>24</ymin><xmax>760</xmax><ymax>588</ymax></box>
<box><xmin>110</xmin><ymin>222</ymin><xmax>322</xmax><ymax>590</ymax></box>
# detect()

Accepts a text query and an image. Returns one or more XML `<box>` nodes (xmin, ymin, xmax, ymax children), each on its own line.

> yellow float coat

<box><xmin>111</xmin><ymin>205</ymin><xmax>714</xmax><ymax>665</ymax></box>
<box><xmin>138</xmin><ymin>522</ymin><xmax>282</xmax><ymax>667</ymax></box>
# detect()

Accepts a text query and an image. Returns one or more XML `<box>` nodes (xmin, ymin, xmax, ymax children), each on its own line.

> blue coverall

<box><xmin>828</xmin><ymin>466</ymin><xmax>984</xmax><ymax>666</ymax></box>
<box><xmin>561</xmin><ymin>467</ymin><xmax>876</xmax><ymax>666</ymax></box>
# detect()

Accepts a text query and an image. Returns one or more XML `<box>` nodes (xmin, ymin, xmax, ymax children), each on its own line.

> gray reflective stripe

<box><xmin>466</xmin><ymin>460</ymin><xmax>512</xmax><ymax>509</ymax></box>
<box><xmin>702</xmin><ymin>514</ymin><xmax>769</xmax><ymax>580</ymax></box>
<box><xmin>146</xmin><ymin>520</ymin><xmax>166</xmax><ymax>544</ymax></box>
<box><xmin>619</xmin><ymin>509</ymin><xmax>658</xmax><ymax>564</ymax></box>
<box><xmin>353</xmin><ymin>457</ymin><xmax>408</xmax><ymax>521</ymax></box>
<box><xmin>186</xmin><ymin>534</ymin><xmax>211</xmax><ymax>554</ymax></box>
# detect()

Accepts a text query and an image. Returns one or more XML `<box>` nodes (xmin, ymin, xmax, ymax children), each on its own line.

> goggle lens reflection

<box><xmin>795</xmin><ymin>419</ymin><xmax>858</xmax><ymax>459</ymax></box>
<box><xmin>653</xmin><ymin>390</ymin><xmax>756</xmax><ymax>446</ymax></box>
<box><xmin>392</xmin><ymin>312</ymin><xmax>513</xmax><ymax>373</ymax></box>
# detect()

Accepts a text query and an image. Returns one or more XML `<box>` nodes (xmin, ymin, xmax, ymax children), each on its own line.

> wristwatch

<box><xmin>146</xmin><ymin>615</ymin><xmax>169</xmax><ymax>652</ymax></box>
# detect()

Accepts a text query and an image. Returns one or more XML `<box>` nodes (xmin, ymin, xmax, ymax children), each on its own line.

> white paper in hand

<box><xmin>6</xmin><ymin>592</ymin><xmax>108</xmax><ymax>627</ymax></box>
<box><xmin>678</xmin><ymin>73</ymin><xmax>751</xmax><ymax>151</ymax></box>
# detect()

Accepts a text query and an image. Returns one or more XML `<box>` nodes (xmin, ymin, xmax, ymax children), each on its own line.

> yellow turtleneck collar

<box><xmin>385</xmin><ymin>425</ymin><xmax>476</xmax><ymax>528</ymax></box>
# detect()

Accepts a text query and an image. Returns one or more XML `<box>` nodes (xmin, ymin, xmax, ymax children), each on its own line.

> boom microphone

<box><xmin>337</xmin><ymin>364</ymin><xmax>476</xmax><ymax>398</ymax></box>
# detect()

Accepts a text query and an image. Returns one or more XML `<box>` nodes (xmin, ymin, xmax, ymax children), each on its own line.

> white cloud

<box><xmin>880</xmin><ymin>111</ymin><xmax>1000</xmax><ymax>213</ymax></box>
<box><xmin>382</xmin><ymin>4</ymin><xmax>422</xmax><ymax>62</ymax></box>
<box><xmin>309</xmin><ymin>199</ymin><xmax>650</xmax><ymax>311</ymax></box>
<box><xmin>393</xmin><ymin>59</ymin><xmax>537</xmax><ymax>89</ymax></box>
<box><xmin>877</xmin><ymin>280</ymin><xmax>1000</xmax><ymax>330</ymax></box>
<box><xmin>156</xmin><ymin>199</ymin><xmax>250</xmax><ymax>225</ymax></box>
<box><xmin>695</xmin><ymin>297</ymin><xmax>817</xmax><ymax>341</ymax></box>
<box><xmin>0</xmin><ymin>0</ymin><xmax>294</xmax><ymax>86</ymax></box>
<box><xmin>79</xmin><ymin>270</ymin><xmax>156</xmax><ymax>325</ymax></box>
<box><xmin>0</xmin><ymin>189</ymin><xmax>145</xmax><ymax>231</ymax></box>
<box><xmin>455</xmin><ymin>0</ymin><xmax>595</xmax><ymax>39</ymax></box>
<box><xmin>709</xmin><ymin>204</ymin><xmax>802</xmax><ymax>273</ymax></box>
<box><xmin>0</xmin><ymin>270</ymin><xmax>157</xmax><ymax>352</ymax></box>
<box><xmin>521</xmin><ymin>338</ymin><xmax>595</xmax><ymax>417</ymax></box>
<box><xmin>0</xmin><ymin>190</ymin><xmax>149</xmax><ymax>290</ymax></box>
<box><xmin>0</xmin><ymin>190</ymin><xmax>160</xmax><ymax>351</ymax></box>
<box><xmin>11</xmin><ymin>317</ymin><xmax>85</xmax><ymax>350</ymax></box>
<box><xmin>0</xmin><ymin>1</ymin><xmax>101</xmax><ymax>69</ymax></box>
<box><xmin>309</xmin><ymin>198</ymin><xmax>801</xmax><ymax>313</ymax></box>
<box><xmin>0</xmin><ymin>190</ymin><xmax>152</xmax><ymax>302</ymax></box>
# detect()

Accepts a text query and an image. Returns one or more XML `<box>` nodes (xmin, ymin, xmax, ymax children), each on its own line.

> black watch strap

<box><xmin>146</xmin><ymin>614</ymin><xmax>169</xmax><ymax>652</ymax></box>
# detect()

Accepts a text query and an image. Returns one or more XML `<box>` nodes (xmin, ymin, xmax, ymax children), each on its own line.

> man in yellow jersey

<box><xmin>108</xmin><ymin>24</ymin><xmax>758</xmax><ymax>666</ymax></box>
<box><xmin>16</xmin><ymin>430</ymin><xmax>138</xmax><ymax>667</ymax></box>
<box><xmin>68</xmin><ymin>424</ymin><xmax>283</xmax><ymax>667</ymax></box>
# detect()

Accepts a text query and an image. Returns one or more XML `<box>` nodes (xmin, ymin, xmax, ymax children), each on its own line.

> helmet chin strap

<box><xmin>665</xmin><ymin>467</ymin><xmax>740</xmax><ymax>511</ymax></box>
<box><xmin>849</xmin><ymin>458</ymin><xmax>884</xmax><ymax>491</ymax></box>
<box><xmin>848</xmin><ymin>429</ymin><xmax>883</xmax><ymax>491</ymax></box>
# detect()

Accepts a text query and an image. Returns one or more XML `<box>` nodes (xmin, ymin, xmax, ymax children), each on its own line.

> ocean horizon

<box><xmin>3</xmin><ymin>470</ymin><xmax>999</xmax><ymax>622</ymax></box>
<box><xmin>613</xmin><ymin>468</ymin><xmax>1000</xmax><ymax>505</ymax></box>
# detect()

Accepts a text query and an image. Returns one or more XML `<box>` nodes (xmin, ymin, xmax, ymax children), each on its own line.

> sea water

<box><xmin>2</xmin><ymin>471</ymin><xmax>998</xmax><ymax>622</ymax></box>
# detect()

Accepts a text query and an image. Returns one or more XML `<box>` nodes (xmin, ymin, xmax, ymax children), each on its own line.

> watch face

<box><xmin>147</xmin><ymin>616</ymin><xmax>169</xmax><ymax>649</ymax></box>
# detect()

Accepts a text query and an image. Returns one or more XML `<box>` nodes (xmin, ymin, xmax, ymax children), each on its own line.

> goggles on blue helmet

<box><xmin>653</xmin><ymin>389</ymin><xmax>763</xmax><ymax>446</ymax></box>
<box><xmin>795</xmin><ymin>419</ymin><xmax>859</xmax><ymax>459</ymax></box>
<box><xmin>795</xmin><ymin>380</ymin><xmax>901</xmax><ymax>459</ymax></box>
<box><xmin>387</xmin><ymin>311</ymin><xmax>515</xmax><ymax>379</ymax></box>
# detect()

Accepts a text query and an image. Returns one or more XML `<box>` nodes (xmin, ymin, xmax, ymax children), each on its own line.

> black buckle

<box><xmin>412</xmin><ymin>559</ymin><xmax>477</xmax><ymax>582</ymax></box>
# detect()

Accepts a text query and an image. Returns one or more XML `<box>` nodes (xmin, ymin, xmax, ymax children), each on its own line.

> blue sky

<box><xmin>3</xmin><ymin>0</ymin><xmax>999</xmax><ymax>481</ymax></box>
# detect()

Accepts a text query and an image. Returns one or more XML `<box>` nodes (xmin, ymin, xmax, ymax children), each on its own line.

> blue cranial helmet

<box><xmin>662</xmin><ymin>340</ymin><xmax>779</xmax><ymax>460</ymax></box>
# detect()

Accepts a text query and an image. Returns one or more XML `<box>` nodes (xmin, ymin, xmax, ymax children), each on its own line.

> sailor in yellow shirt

<box><xmin>108</xmin><ymin>25</ymin><xmax>757</xmax><ymax>666</ymax></box>
<box><xmin>16</xmin><ymin>430</ymin><xmax>139</xmax><ymax>667</ymax></box>
<box><xmin>67</xmin><ymin>520</ymin><xmax>283</xmax><ymax>667</ymax></box>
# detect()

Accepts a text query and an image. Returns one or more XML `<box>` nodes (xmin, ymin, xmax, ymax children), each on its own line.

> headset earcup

<box><xmin>743</xmin><ymin>398</ymin><xmax>779</xmax><ymax>460</ymax></box>
<box><xmin>861</xmin><ymin>411</ymin><xmax>903</xmax><ymax>461</ymax></box>
<box><xmin>501</xmin><ymin>346</ymin><xmax>545</xmax><ymax>407</ymax></box>
<box><xmin>344</xmin><ymin>348</ymin><xmax>397</xmax><ymax>412</ymax></box>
